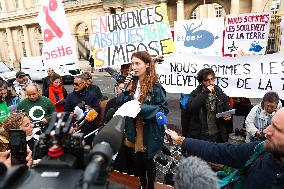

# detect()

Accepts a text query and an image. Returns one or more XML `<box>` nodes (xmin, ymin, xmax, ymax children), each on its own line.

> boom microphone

<box><xmin>83</xmin><ymin>116</ymin><xmax>125</xmax><ymax>188</ymax></box>
<box><xmin>122</xmin><ymin>71</ymin><xmax>135</xmax><ymax>92</ymax></box>
<box><xmin>92</xmin><ymin>115</ymin><xmax>125</xmax><ymax>154</ymax></box>
<box><xmin>174</xmin><ymin>156</ymin><xmax>219</xmax><ymax>189</ymax></box>
<box><xmin>156</xmin><ymin>112</ymin><xmax>173</xmax><ymax>144</ymax></box>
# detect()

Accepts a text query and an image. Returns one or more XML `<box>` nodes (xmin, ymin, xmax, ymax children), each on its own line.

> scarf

<box><xmin>124</xmin><ymin>81</ymin><xmax>146</xmax><ymax>153</ymax></box>
<box><xmin>49</xmin><ymin>85</ymin><xmax>64</xmax><ymax>112</ymax></box>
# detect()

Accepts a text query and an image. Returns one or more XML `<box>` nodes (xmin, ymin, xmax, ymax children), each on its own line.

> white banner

<box><xmin>156</xmin><ymin>52</ymin><xmax>284</xmax><ymax>98</ymax></box>
<box><xmin>37</xmin><ymin>0</ymin><xmax>77</xmax><ymax>66</ymax></box>
<box><xmin>174</xmin><ymin>18</ymin><xmax>224</xmax><ymax>56</ymax></box>
<box><xmin>224</xmin><ymin>12</ymin><xmax>271</xmax><ymax>55</ymax></box>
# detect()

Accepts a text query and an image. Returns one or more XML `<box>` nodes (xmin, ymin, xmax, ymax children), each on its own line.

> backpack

<box><xmin>180</xmin><ymin>93</ymin><xmax>191</xmax><ymax>110</ymax></box>
<box><xmin>218</xmin><ymin>141</ymin><xmax>265</xmax><ymax>189</ymax></box>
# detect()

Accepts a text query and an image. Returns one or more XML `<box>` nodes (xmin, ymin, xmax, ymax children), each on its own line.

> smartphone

<box><xmin>9</xmin><ymin>129</ymin><xmax>27</xmax><ymax>165</ymax></box>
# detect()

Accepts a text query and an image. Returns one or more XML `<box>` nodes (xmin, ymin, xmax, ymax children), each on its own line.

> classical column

<box><xmin>176</xmin><ymin>0</ymin><xmax>184</xmax><ymax>21</ymax></box>
<box><xmin>18</xmin><ymin>0</ymin><xmax>25</xmax><ymax>10</ymax></box>
<box><xmin>0</xmin><ymin>0</ymin><xmax>7</xmax><ymax>12</ymax></box>
<box><xmin>22</xmin><ymin>25</ymin><xmax>32</xmax><ymax>57</ymax></box>
<box><xmin>230</xmin><ymin>0</ymin><xmax>239</xmax><ymax>14</ymax></box>
<box><xmin>252</xmin><ymin>0</ymin><xmax>272</xmax><ymax>13</ymax></box>
<box><xmin>5</xmin><ymin>28</ymin><xmax>16</xmax><ymax>67</ymax></box>
<box><xmin>279</xmin><ymin>0</ymin><xmax>284</xmax><ymax>14</ymax></box>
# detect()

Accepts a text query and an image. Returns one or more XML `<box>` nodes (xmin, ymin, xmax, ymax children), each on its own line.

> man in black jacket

<box><xmin>166</xmin><ymin>107</ymin><xmax>284</xmax><ymax>189</ymax></box>
<box><xmin>64</xmin><ymin>75</ymin><xmax>100</xmax><ymax>144</ymax></box>
<box><xmin>186</xmin><ymin>68</ymin><xmax>231</xmax><ymax>142</ymax></box>
<box><xmin>42</xmin><ymin>68</ymin><xmax>54</xmax><ymax>97</ymax></box>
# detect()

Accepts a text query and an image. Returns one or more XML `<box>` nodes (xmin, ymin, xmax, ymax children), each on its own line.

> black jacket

<box><xmin>64</xmin><ymin>88</ymin><xmax>100</xmax><ymax>113</ymax></box>
<box><xmin>182</xmin><ymin>139</ymin><xmax>284</xmax><ymax>189</ymax></box>
<box><xmin>186</xmin><ymin>85</ymin><xmax>230</xmax><ymax>142</ymax></box>
<box><xmin>42</xmin><ymin>76</ymin><xmax>50</xmax><ymax>97</ymax></box>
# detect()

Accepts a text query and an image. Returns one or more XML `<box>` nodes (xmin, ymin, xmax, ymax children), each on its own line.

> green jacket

<box><xmin>117</xmin><ymin>83</ymin><xmax>168</xmax><ymax>159</ymax></box>
<box><xmin>17</xmin><ymin>96</ymin><xmax>55</xmax><ymax>123</ymax></box>
<box><xmin>0</xmin><ymin>101</ymin><xmax>9</xmax><ymax>122</ymax></box>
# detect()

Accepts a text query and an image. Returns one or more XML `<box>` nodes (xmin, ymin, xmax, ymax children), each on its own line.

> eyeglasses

<box><xmin>73</xmin><ymin>82</ymin><xmax>82</xmax><ymax>86</ymax></box>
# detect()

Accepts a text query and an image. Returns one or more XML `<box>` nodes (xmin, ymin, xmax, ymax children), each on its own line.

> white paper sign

<box><xmin>37</xmin><ymin>0</ymin><xmax>78</xmax><ymax>66</ymax></box>
<box><xmin>224</xmin><ymin>12</ymin><xmax>271</xmax><ymax>55</ymax></box>
<box><xmin>174</xmin><ymin>18</ymin><xmax>224</xmax><ymax>56</ymax></box>
<box><xmin>156</xmin><ymin>52</ymin><xmax>284</xmax><ymax>98</ymax></box>
<box><xmin>114</xmin><ymin>100</ymin><xmax>141</xmax><ymax>118</ymax></box>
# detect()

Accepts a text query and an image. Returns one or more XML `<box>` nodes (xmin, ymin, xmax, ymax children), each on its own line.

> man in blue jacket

<box><xmin>166</xmin><ymin>107</ymin><xmax>284</xmax><ymax>189</ymax></box>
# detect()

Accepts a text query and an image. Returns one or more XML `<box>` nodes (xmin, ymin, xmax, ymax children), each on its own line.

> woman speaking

<box><xmin>117</xmin><ymin>51</ymin><xmax>168</xmax><ymax>189</ymax></box>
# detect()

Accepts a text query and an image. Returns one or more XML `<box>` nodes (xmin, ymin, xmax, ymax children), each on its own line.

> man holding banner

<box><xmin>186</xmin><ymin>68</ymin><xmax>231</xmax><ymax>142</ymax></box>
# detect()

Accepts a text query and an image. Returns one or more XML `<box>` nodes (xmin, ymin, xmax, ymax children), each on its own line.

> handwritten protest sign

<box><xmin>156</xmin><ymin>52</ymin><xmax>284</xmax><ymax>98</ymax></box>
<box><xmin>90</xmin><ymin>4</ymin><xmax>174</xmax><ymax>68</ymax></box>
<box><xmin>224</xmin><ymin>12</ymin><xmax>271</xmax><ymax>55</ymax></box>
<box><xmin>174</xmin><ymin>18</ymin><xmax>224</xmax><ymax>56</ymax></box>
<box><xmin>37</xmin><ymin>0</ymin><xmax>78</xmax><ymax>65</ymax></box>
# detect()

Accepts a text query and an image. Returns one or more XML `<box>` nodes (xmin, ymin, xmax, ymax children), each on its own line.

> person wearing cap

<box><xmin>13</xmin><ymin>71</ymin><xmax>32</xmax><ymax>98</ymax></box>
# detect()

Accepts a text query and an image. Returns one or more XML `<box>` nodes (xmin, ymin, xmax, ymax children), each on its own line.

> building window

<box><xmin>0</xmin><ymin>2</ymin><xmax>2</xmax><ymax>11</ymax></box>
<box><xmin>22</xmin><ymin>42</ymin><xmax>27</xmax><ymax>57</ymax></box>
<box><xmin>190</xmin><ymin>10</ymin><xmax>197</xmax><ymax>19</ymax></box>
<box><xmin>271</xmin><ymin>0</ymin><xmax>280</xmax><ymax>14</ymax></box>
<box><xmin>215</xmin><ymin>5</ymin><xmax>223</xmax><ymax>17</ymax></box>
<box><xmin>15</xmin><ymin>0</ymin><xmax>19</xmax><ymax>9</ymax></box>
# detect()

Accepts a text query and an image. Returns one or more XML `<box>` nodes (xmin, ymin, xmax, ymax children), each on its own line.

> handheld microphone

<box><xmin>76</xmin><ymin>109</ymin><xmax>98</xmax><ymax>130</ymax></box>
<box><xmin>174</xmin><ymin>156</ymin><xmax>219</xmax><ymax>189</ymax></box>
<box><xmin>122</xmin><ymin>71</ymin><xmax>135</xmax><ymax>92</ymax></box>
<box><xmin>156</xmin><ymin>112</ymin><xmax>173</xmax><ymax>144</ymax></box>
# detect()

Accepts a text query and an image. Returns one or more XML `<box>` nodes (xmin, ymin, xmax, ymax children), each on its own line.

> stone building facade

<box><xmin>0</xmin><ymin>0</ymin><xmax>283</xmax><ymax>68</ymax></box>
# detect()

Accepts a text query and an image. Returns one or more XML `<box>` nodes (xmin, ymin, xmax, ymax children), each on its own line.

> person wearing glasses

<box><xmin>186</xmin><ymin>68</ymin><xmax>231</xmax><ymax>143</ymax></box>
<box><xmin>64</xmin><ymin>75</ymin><xmax>100</xmax><ymax>145</ymax></box>
<box><xmin>81</xmin><ymin>72</ymin><xmax>103</xmax><ymax>100</ymax></box>
<box><xmin>64</xmin><ymin>75</ymin><xmax>100</xmax><ymax>113</ymax></box>
<box><xmin>245</xmin><ymin>91</ymin><xmax>282</xmax><ymax>142</ymax></box>
<box><xmin>47</xmin><ymin>73</ymin><xmax>68</xmax><ymax>112</ymax></box>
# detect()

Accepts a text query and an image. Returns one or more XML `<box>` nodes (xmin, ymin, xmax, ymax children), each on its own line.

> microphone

<box><xmin>76</xmin><ymin>109</ymin><xmax>98</xmax><ymax>130</ymax></box>
<box><xmin>83</xmin><ymin>115</ymin><xmax>125</xmax><ymax>188</ymax></box>
<box><xmin>156</xmin><ymin>112</ymin><xmax>173</xmax><ymax>144</ymax></box>
<box><xmin>174</xmin><ymin>156</ymin><xmax>219</xmax><ymax>189</ymax></box>
<box><xmin>122</xmin><ymin>71</ymin><xmax>135</xmax><ymax>92</ymax></box>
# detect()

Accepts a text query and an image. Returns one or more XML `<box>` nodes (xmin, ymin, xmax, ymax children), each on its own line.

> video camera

<box><xmin>2</xmin><ymin>112</ymin><xmax>127</xmax><ymax>189</ymax></box>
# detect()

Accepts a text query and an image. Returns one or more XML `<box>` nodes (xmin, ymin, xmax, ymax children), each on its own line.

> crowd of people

<box><xmin>0</xmin><ymin>50</ymin><xmax>283</xmax><ymax>189</ymax></box>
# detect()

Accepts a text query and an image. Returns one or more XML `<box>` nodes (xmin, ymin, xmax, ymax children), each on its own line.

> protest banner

<box><xmin>174</xmin><ymin>18</ymin><xmax>224</xmax><ymax>56</ymax></box>
<box><xmin>224</xmin><ymin>12</ymin><xmax>271</xmax><ymax>55</ymax></box>
<box><xmin>37</xmin><ymin>0</ymin><xmax>78</xmax><ymax>65</ymax></box>
<box><xmin>156</xmin><ymin>52</ymin><xmax>284</xmax><ymax>98</ymax></box>
<box><xmin>90</xmin><ymin>4</ymin><xmax>174</xmax><ymax>68</ymax></box>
